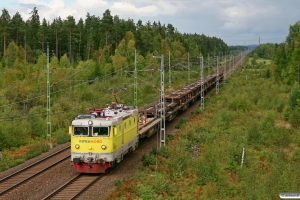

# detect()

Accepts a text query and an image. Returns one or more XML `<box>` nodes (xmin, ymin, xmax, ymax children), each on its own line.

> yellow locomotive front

<box><xmin>70</xmin><ymin>105</ymin><xmax>139</xmax><ymax>173</ymax></box>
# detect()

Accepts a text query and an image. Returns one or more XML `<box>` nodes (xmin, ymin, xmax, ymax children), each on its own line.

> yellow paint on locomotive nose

<box><xmin>89</xmin><ymin>147</ymin><xmax>92</xmax><ymax>150</ymax></box>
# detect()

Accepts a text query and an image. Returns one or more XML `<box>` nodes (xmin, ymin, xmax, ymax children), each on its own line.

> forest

<box><xmin>250</xmin><ymin>21</ymin><xmax>300</xmax><ymax>85</ymax></box>
<box><xmin>0</xmin><ymin>7</ymin><xmax>228</xmax><ymax>62</ymax></box>
<box><xmin>0</xmin><ymin>7</ymin><xmax>230</xmax><ymax>169</ymax></box>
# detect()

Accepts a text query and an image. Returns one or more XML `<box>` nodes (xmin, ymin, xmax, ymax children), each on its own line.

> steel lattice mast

<box><xmin>169</xmin><ymin>51</ymin><xmax>171</xmax><ymax>88</ymax></box>
<box><xmin>188</xmin><ymin>52</ymin><xmax>190</xmax><ymax>84</ymax></box>
<box><xmin>224</xmin><ymin>52</ymin><xmax>227</xmax><ymax>81</ymax></box>
<box><xmin>160</xmin><ymin>54</ymin><xmax>165</xmax><ymax>147</ymax></box>
<box><xmin>216</xmin><ymin>56</ymin><xmax>219</xmax><ymax>94</ymax></box>
<box><xmin>46</xmin><ymin>43</ymin><xmax>52</xmax><ymax>143</ymax></box>
<box><xmin>134</xmin><ymin>49</ymin><xmax>137</xmax><ymax>107</ymax></box>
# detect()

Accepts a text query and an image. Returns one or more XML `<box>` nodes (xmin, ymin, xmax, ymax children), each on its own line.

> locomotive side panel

<box><xmin>121</xmin><ymin>115</ymin><xmax>139</xmax><ymax>155</ymax></box>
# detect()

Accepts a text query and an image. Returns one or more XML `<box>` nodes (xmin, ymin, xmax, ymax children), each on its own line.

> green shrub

<box><xmin>182</xmin><ymin>129</ymin><xmax>197</xmax><ymax>141</ymax></box>
<box><xmin>261</xmin><ymin>112</ymin><xmax>275</xmax><ymax>131</ymax></box>
<box><xmin>142</xmin><ymin>154</ymin><xmax>156</xmax><ymax>166</ymax></box>
<box><xmin>228</xmin><ymin>92</ymin><xmax>252</xmax><ymax>111</ymax></box>
<box><xmin>192</xmin><ymin>108</ymin><xmax>203</xmax><ymax>114</ymax></box>
<box><xmin>55</xmin><ymin>130</ymin><xmax>70</xmax><ymax>144</ymax></box>
<box><xmin>175</xmin><ymin>118</ymin><xmax>189</xmax><ymax>129</ymax></box>
<box><xmin>274</xmin><ymin>96</ymin><xmax>286</xmax><ymax>113</ymax></box>
<box><xmin>166</xmin><ymin>134</ymin><xmax>174</xmax><ymax>144</ymax></box>
<box><xmin>150</xmin><ymin>146</ymin><xmax>158</xmax><ymax>155</ymax></box>
<box><xmin>272</xmin><ymin>126</ymin><xmax>289</xmax><ymax>147</ymax></box>
<box><xmin>289</xmin><ymin>83</ymin><xmax>300</xmax><ymax>110</ymax></box>
<box><xmin>214</xmin><ymin>109</ymin><xmax>232</xmax><ymax>129</ymax></box>
<box><xmin>28</xmin><ymin>106</ymin><xmax>45</xmax><ymax>138</ymax></box>
<box><xmin>114</xmin><ymin>178</ymin><xmax>126</xmax><ymax>186</ymax></box>
<box><xmin>166</xmin><ymin>145</ymin><xmax>190</xmax><ymax>179</ymax></box>
<box><xmin>282</xmin><ymin>105</ymin><xmax>290</xmax><ymax>120</ymax></box>
<box><xmin>152</xmin><ymin>174</ymin><xmax>177</xmax><ymax>197</ymax></box>
<box><xmin>0</xmin><ymin>157</ymin><xmax>16</xmax><ymax>171</ymax></box>
<box><xmin>247</xmin><ymin>122</ymin><xmax>261</xmax><ymax>147</ymax></box>
<box><xmin>196</xmin><ymin>150</ymin><xmax>221</xmax><ymax>186</ymax></box>
<box><xmin>260</xmin><ymin>68</ymin><xmax>270</xmax><ymax>78</ymax></box>
<box><xmin>225</xmin><ymin>143</ymin><xmax>242</xmax><ymax>171</ymax></box>
<box><xmin>194</xmin><ymin>128</ymin><xmax>216</xmax><ymax>144</ymax></box>
<box><xmin>289</xmin><ymin>109</ymin><xmax>300</xmax><ymax>128</ymax></box>
<box><xmin>137</xmin><ymin>183</ymin><xmax>158</xmax><ymax>200</ymax></box>
<box><xmin>0</xmin><ymin>142</ymin><xmax>50</xmax><ymax>172</ymax></box>
<box><xmin>23</xmin><ymin>143</ymin><xmax>50</xmax><ymax>160</ymax></box>
<box><xmin>15</xmin><ymin>158</ymin><xmax>26</xmax><ymax>165</ymax></box>
<box><xmin>294</xmin><ymin>148</ymin><xmax>300</xmax><ymax>162</ymax></box>
<box><xmin>157</xmin><ymin>146</ymin><xmax>170</xmax><ymax>158</ymax></box>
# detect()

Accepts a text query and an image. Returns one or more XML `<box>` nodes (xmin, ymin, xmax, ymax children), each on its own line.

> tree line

<box><xmin>252</xmin><ymin>21</ymin><xmax>300</xmax><ymax>85</ymax></box>
<box><xmin>0</xmin><ymin>7</ymin><xmax>228</xmax><ymax>64</ymax></box>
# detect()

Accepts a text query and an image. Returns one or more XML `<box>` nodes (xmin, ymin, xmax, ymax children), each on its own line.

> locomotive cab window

<box><xmin>93</xmin><ymin>127</ymin><xmax>109</xmax><ymax>136</ymax></box>
<box><xmin>73</xmin><ymin>127</ymin><xmax>88</xmax><ymax>136</ymax></box>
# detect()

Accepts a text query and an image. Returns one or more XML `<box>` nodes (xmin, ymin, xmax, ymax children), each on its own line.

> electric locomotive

<box><xmin>70</xmin><ymin>89</ymin><xmax>139</xmax><ymax>173</ymax></box>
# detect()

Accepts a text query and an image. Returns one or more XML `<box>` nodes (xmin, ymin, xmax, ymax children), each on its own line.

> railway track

<box><xmin>43</xmin><ymin>174</ymin><xmax>102</xmax><ymax>199</ymax></box>
<box><xmin>43</xmin><ymin>135</ymin><xmax>151</xmax><ymax>200</ymax></box>
<box><xmin>0</xmin><ymin>145</ymin><xmax>70</xmax><ymax>197</ymax></box>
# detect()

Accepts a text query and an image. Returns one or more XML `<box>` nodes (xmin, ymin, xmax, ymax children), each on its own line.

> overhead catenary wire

<box><xmin>0</xmin><ymin>102</ymin><xmax>85</xmax><ymax>122</ymax></box>
<box><xmin>0</xmin><ymin>68</ymin><xmax>122</xmax><ymax>108</ymax></box>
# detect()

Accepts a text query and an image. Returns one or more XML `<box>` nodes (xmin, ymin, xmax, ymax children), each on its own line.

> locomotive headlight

<box><xmin>101</xmin><ymin>145</ymin><xmax>106</xmax><ymax>150</ymax></box>
<box><xmin>75</xmin><ymin>144</ymin><xmax>80</xmax><ymax>149</ymax></box>
<box><xmin>88</xmin><ymin>120</ymin><xmax>93</xmax><ymax>125</ymax></box>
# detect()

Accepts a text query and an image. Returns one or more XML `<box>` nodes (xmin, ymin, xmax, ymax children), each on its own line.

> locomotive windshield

<box><xmin>73</xmin><ymin>126</ymin><xmax>109</xmax><ymax>136</ymax></box>
<box><xmin>93</xmin><ymin>127</ymin><xmax>109</xmax><ymax>136</ymax></box>
<box><xmin>73</xmin><ymin>127</ymin><xmax>88</xmax><ymax>136</ymax></box>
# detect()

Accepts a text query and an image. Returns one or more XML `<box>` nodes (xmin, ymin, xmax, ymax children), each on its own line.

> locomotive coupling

<box><xmin>99</xmin><ymin>158</ymin><xmax>105</xmax><ymax>164</ymax></box>
<box><xmin>87</xmin><ymin>157</ymin><xmax>93</xmax><ymax>168</ymax></box>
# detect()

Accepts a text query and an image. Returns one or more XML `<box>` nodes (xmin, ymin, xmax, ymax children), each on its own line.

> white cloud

<box><xmin>2</xmin><ymin>0</ymin><xmax>299</xmax><ymax>45</ymax></box>
<box><xmin>49</xmin><ymin>0</ymin><xmax>65</xmax><ymax>8</ymax></box>
<box><xmin>112</xmin><ymin>2</ymin><xmax>159</xmax><ymax>17</ymax></box>
<box><xmin>17</xmin><ymin>0</ymin><xmax>48</xmax><ymax>6</ymax></box>
<box><xmin>76</xmin><ymin>0</ymin><xmax>108</xmax><ymax>9</ymax></box>
<box><xmin>213</xmin><ymin>1</ymin><xmax>281</xmax><ymax>34</ymax></box>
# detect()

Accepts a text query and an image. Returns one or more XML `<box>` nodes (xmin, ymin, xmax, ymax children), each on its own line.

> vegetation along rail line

<box><xmin>0</xmin><ymin>52</ymin><xmax>246</xmax><ymax>199</ymax></box>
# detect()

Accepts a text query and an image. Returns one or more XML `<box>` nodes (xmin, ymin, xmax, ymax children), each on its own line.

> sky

<box><xmin>1</xmin><ymin>0</ymin><xmax>299</xmax><ymax>46</ymax></box>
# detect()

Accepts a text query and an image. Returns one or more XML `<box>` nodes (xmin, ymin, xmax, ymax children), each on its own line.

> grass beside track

<box><xmin>107</xmin><ymin>60</ymin><xmax>300</xmax><ymax>199</ymax></box>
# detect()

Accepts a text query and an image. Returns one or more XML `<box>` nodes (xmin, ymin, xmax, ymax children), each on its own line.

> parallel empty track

<box><xmin>0</xmin><ymin>145</ymin><xmax>70</xmax><ymax>196</ymax></box>
<box><xmin>43</xmin><ymin>174</ymin><xmax>101</xmax><ymax>199</ymax></box>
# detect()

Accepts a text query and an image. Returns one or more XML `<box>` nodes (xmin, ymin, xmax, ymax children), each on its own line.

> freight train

<box><xmin>69</xmin><ymin>54</ymin><xmax>244</xmax><ymax>173</ymax></box>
